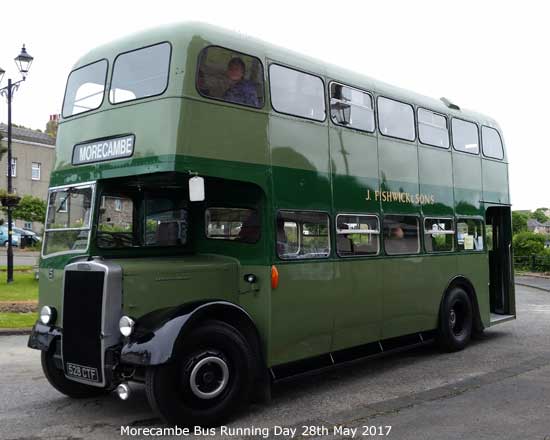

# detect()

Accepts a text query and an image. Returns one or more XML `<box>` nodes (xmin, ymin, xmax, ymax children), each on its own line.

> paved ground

<box><xmin>516</xmin><ymin>274</ymin><xmax>550</xmax><ymax>292</ymax></box>
<box><xmin>1</xmin><ymin>285</ymin><xmax>549</xmax><ymax>440</ymax></box>
<box><xmin>0</xmin><ymin>250</ymin><xmax>39</xmax><ymax>267</ymax></box>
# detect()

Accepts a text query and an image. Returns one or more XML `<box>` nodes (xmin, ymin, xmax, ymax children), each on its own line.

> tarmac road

<box><xmin>1</xmin><ymin>285</ymin><xmax>549</xmax><ymax>440</ymax></box>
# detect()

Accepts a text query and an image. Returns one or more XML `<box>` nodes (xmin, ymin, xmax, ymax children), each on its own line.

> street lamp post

<box><xmin>0</xmin><ymin>45</ymin><xmax>34</xmax><ymax>283</ymax></box>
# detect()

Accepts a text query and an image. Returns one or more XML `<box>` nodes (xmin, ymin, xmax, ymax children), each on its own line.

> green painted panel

<box><xmin>120</xmin><ymin>255</ymin><xmax>239</xmax><ymax>318</ymax></box>
<box><xmin>482</xmin><ymin>159</ymin><xmax>510</xmax><ymax>204</ymax></box>
<box><xmin>270</xmin><ymin>116</ymin><xmax>331</xmax><ymax>210</ymax></box>
<box><xmin>270</xmin><ymin>261</ymin><xmax>335</xmax><ymax>365</ymax></box>
<box><xmin>418</xmin><ymin>147</ymin><xmax>454</xmax><ymax>216</ymax></box>
<box><xmin>378</xmin><ymin>138</ymin><xmax>420</xmax><ymax>214</ymax></box>
<box><xmin>38</xmin><ymin>268</ymin><xmax>64</xmax><ymax>324</ymax></box>
<box><xmin>331</xmin><ymin>259</ymin><xmax>383</xmax><ymax>350</ymax></box>
<box><xmin>330</xmin><ymin>128</ymin><xmax>379</xmax><ymax>213</ymax></box>
<box><xmin>55</xmin><ymin>99</ymin><xmax>182</xmax><ymax>172</ymax></box>
<box><xmin>381</xmin><ymin>255</ymin><xmax>455</xmax><ymax>338</ymax></box>
<box><xmin>180</xmin><ymin>99</ymin><xmax>269</xmax><ymax>165</ymax></box>
<box><xmin>453</xmin><ymin>153</ymin><xmax>483</xmax><ymax>215</ymax></box>
<box><xmin>236</xmin><ymin>265</ymin><xmax>272</xmax><ymax>364</ymax></box>
<box><xmin>456</xmin><ymin>253</ymin><xmax>490</xmax><ymax>327</ymax></box>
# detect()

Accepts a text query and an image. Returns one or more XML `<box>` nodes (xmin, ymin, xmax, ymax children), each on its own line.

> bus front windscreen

<box><xmin>42</xmin><ymin>185</ymin><xmax>94</xmax><ymax>257</ymax></box>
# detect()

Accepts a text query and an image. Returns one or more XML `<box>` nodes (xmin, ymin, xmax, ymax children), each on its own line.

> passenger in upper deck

<box><xmin>223</xmin><ymin>57</ymin><xmax>259</xmax><ymax>107</ymax></box>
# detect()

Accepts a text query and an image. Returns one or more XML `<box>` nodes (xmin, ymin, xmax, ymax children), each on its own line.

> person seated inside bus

<box><xmin>385</xmin><ymin>226</ymin><xmax>410</xmax><ymax>255</ymax></box>
<box><xmin>223</xmin><ymin>57</ymin><xmax>259</xmax><ymax>107</ymax></box>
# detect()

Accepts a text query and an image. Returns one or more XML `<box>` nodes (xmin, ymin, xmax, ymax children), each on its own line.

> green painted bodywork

<box><xmin>40</xmin><ymin>22</ymin><xmax>513</xmax><ymax>368</ymax></box>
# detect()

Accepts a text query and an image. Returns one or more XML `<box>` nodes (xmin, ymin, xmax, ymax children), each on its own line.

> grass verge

<box><xmin>0</xmin><ymin>271</ymin><xmax>38</xmax><ymax>302</ymax></box>
<box><xmin>0</xmin><ymin>312</ymin><xmax>36</xmax><ymax>329</ymax></box>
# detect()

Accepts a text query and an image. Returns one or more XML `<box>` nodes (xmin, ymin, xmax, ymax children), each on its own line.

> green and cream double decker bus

<box><xmin>28</xmin><ymin>22</ymin><xmax>515</xmax><ymax>426</ymax></box>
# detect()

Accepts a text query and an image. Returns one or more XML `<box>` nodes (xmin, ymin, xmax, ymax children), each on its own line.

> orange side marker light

<box><xmin>271</xmin><ymin>265</ymin><xmax>279</xmax><ymax>289</ymax></box>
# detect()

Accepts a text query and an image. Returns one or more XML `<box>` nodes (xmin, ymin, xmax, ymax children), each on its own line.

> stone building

<box><xmin>0</xmin><ymin>122</ymin><xmax>55</xmax><ymax>233</ymax></box>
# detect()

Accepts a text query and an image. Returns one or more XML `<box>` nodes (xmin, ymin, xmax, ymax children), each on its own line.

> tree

<box><xmin>512</xmin><ymin>231</ymin><xmax>546</xmax><ymax>257</ymax></box>
<box><xmin>532</xmin><ymin>208</ymin><xmax>549</xmax><ymax>224</ymax></box>
<box><xmin>0</xmin><ymin>132</ymin><xmax>7</xmax><ymax>162</ymax></box>
<box><xmin>512</xmin><ymin>211</ymin><xmax>529</xmax><ymax>235</ymax></box>
<box><xmin>3</xmin><ymin>195</ymin><xmax>47</xmax><ymax>223</ymax></box>
<box><xmin>45</xmin><ymin>118</ymin><xmax>58</xmax><ymax>139</ymax></box>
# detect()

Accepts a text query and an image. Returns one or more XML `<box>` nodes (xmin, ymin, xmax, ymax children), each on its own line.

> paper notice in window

<box><xmin>464</xmin><ymin>235</ymin><xmax>474</xmax><ymax>250</ymax></box>
<box><xmin>476</xmin><ymin>236</ymin><xmax>483</xmax><ymax>250</ymax></box>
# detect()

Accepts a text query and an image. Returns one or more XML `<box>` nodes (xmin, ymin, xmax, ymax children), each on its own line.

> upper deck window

<box><xmin>62</xmin><ymin>60</ymin><xmax>108</xmax><ymax>118</ymax></box>
<box><xmin>109</xmin><ymin>42</ymin><xmax>171</xmax><ymax>104</ymax></box>
<box><xmin>481</xmin><ymin>126</ymin><xmax>504</xmax><ymax>160</ymax></box>
<box><xmin>452</xmin><ymin>118</ymin><xmax>479</xmax><ymax>154</ymax></box>
<box><xmin>330</xmin><ymin>83</ymin><xmax>375</xmax><ymax>132</ymax></box>
<box><xmin>197</xmin><ymin>46</ymin><xmax>264</xmax><ymax>109</ymax></box>
<box><xmin>269</xmin><ymin>64</ymin><xmax>325</xmax><ymax>121</ymax></box>
<box><xmin>418</xmin><ymin>108</ymin><xmax>449</xmax><ymax>148</ymax></box>
<box><xmin>377</xmin><ymin>97</ymin><xmax>415</xmax><ymax>141</ymax></box>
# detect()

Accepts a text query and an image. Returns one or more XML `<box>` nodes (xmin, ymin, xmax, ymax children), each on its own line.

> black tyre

<box><xmin>41</xmin><ymin>344</ymin><xmax>109</xmax><ymax>398</ymax></box>
<box><xmin>437</xmin><ymin>287</ymin><xmax>473</xmax><ymax>352</ymax></box>
<box><xmin>145</xmin><ymin>320</ymin><xmax>256</xmax><ymax>427</ymax></box>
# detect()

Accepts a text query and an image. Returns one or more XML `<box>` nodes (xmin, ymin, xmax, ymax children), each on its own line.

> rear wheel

<box><xmin>41</xmin><ymin>343</ymin><xmax>109</xmax><ymax>398</ymax></box>
<box><xmin>145</xmin><ymin>320</ymin><xmax>256</xmax><ymax>427</ymax></box>
<box><xmin>437</xmin><ymin>287</ymin><xmax>473</xmax><ymax>352</ymax></box>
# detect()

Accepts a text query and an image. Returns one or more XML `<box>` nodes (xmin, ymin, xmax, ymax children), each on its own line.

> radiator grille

<box><xmin>62</xmin><ymin>270</ymin><xmax>105</xmax><ymax>384</ymax></box>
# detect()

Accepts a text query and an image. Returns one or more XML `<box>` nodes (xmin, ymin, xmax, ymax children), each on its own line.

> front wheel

<box><xmin>437</xmin><ymin>287</ymin><xmax>473</xmax><ymax>352</ymax></box>
<box><xmin>145</xmin><ymin>320</ymin><xmax>256</xmax><ymax>427</ymax></box>
<box><xmin>41</xmin><ymin>343</ymin><xmax>110</xmax><ymax>398</ymax></box>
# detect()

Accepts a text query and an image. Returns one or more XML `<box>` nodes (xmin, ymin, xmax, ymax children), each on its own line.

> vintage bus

<box><xmin>28</xmin><ymin>22</ymin><xmax>515</xmax><ymax>426</ymax></box>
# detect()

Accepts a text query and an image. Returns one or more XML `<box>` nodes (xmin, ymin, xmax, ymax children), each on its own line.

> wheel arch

<box><xmin>120</xmin><ymin>301</ymin><xmax>265</xmax><ymax>371</ymax></box>
<box><xmin>443</xmin><ymin>275</ymin><xmax>484</xmax><ymax>333</ymax></box>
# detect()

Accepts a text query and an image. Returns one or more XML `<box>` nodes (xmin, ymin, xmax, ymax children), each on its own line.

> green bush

<box><xmin>513</xmin><ymin>231</ymin><xmax>547</xmax><ymax>257</ymax></box>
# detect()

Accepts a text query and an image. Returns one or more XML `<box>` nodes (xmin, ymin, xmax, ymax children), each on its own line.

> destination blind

<box><xmin>72</xmin><ymin>134</ymin><xmax>135</xmax><ymax>165</ymax></box>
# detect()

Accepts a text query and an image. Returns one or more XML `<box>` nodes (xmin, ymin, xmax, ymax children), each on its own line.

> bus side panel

<box><xmin>381</xmin><ymin>255</ymin><xmax>455</xmax><ymax>338</ymax></box>
<box><xmin>331</xmin><ymin>259</ymin><xmax>383</xmax><ymax>351</ymax></box>
<box><xmin>181</xmin><ymin>100</ymin><xmax>269</xmax><ymax>166</ymax></box>
<box><xmin>482</xmin><ymin>160</ymin><xmax>510</xmax><ymax>205</ymax></box>
<box><xmin>453</xmin><ymin>154</ymin><xmax>483</xmax><ymax>216</ymax></box>
<box><xmin>269</xmin><ymin>261</ymin><xmax>336</xmax><ymax>366</ymax></box>
<box><xmin>269</xmin><ymin>117</ymin><xmax>331</xmax><ymax>210</ymax></box>
<box><xmin>329</xmin><ymin>128</ymin><xmax>379</xmax><ymax>213</ymax></box>
<box><xmin>377</xmin><ymin>138</ymin><xmax>419</xmax><ymax>214</ymax></box>
<box><xmin>418</xmin><ymin>147</ymin><xmax>454</xmax><ymax>216</ymax></box>
<box><xmin>236</xmin><ymin>265</ymin><xmax>273</xmax><ymax>365</ymax></box>
<box><xmin>456</xmin><ymin>253</ymin><xmax>491</xmax><ymax>328</ymax></box>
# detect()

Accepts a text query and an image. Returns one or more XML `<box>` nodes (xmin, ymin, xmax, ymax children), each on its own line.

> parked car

<box><xmin>0</xmin><ymin>226</ymin><xmax>21</xmax><ymax>247</ymax></box>
<box><xmin>13</xmin><ymin>226</ymin><xmax>41</xmax><ymax>244</ymax></box>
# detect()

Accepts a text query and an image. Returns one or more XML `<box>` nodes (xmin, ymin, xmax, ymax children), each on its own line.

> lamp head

<box><xmin>14</xmin><ymin>45</ymin><xmax>33</xmax><ymax>78</ymax></box>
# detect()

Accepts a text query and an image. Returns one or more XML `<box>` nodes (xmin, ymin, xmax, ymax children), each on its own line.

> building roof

<box><xmin>527</xmin><ymin>219</ymin><xmax>550</xmax><ymax>229</ymax></box>
<box><xmin>0</xmin><ymin>123</ymin><xmax>55</xmax><ymax>146</ymax></box>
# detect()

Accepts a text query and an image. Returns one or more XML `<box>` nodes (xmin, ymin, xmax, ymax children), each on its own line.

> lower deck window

<box><xmin>205</xmin><ymin>208</ymin><xmax>260</xmax><ymax>243</ymax></box>
<box><xmin>277</xmin><ymin>211</ymin><xmax>330</xmax><ymax>259</ymax></box>
<box><xmin>97</xmin><ymin>192</ymin><xmax>189</xmax><ymax>249</ymax></box>
<box><xmin>97</xmin><ymin>196</ymin><xmax>135</xmax><ymax>248</ymax></box>
<box><xmin>383</xmin><ymin>215</ymin><xmax>420</xmax><ymax>255</ymax></box>
<box><xmin>424</xmin><ymin>218</ymin><xmax>454</xmax><ymax>252</ymax></box>
<box><xmin>336</xmin><ymin>214</ymin><xmax>379</xmax><ymax>256</ymax></box>
<box><xmin>457</xmin><ymin>218</ymin><xmax>484</xmax><ymax>251</ymax></box>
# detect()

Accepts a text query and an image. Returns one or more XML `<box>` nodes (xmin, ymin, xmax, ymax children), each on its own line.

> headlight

<box><xmin>39</xmin><ymin>306</ymin><xmax>56</xmax><ymax>325</ymax></box>
<box><xmin>119</xmin><ymin>316</ymin><xmax>135</xmax><ymax>337</ymax></box>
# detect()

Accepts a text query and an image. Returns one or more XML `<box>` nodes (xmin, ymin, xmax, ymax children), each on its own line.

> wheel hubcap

<box><xmin>189</xmin><ymin>356</ymin><xmax>229</xmax><ymax>400</ymax></box>
<box><xmin>450</xmin><ymin>308</ymin><xmax>457</xmax><ymax>326</ymax></box>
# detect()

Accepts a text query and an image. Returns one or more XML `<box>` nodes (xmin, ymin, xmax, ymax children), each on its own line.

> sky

<box><xmin>0</xmin><ymin>0</ymin><xmax>548</xmax><ymax>210</ymax></box>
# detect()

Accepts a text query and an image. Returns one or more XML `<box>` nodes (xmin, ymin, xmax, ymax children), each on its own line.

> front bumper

<box><xmin>28</xmin><ymin>321</ymin><xmax>123</xmax><ymax>388</ymax></box>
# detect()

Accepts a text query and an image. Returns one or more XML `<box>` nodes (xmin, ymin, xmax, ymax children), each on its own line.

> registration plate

<box><xmin>65</xmin><ymin>362</ymin><xmax>99</xmax><ymax>382</ymax></box>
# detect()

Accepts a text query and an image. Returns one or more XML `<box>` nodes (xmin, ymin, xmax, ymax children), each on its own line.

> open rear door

<box><xmin>486</xmin><ymin>206</ymin><xmax>515</xmax><ymax>324</ymax></box>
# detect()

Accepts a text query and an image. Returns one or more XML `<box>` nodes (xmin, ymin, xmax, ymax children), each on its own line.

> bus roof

<box><xmin>71</xmin><ymin>21</ymin><xmax>500</xmax><ymax>128</ymax></box>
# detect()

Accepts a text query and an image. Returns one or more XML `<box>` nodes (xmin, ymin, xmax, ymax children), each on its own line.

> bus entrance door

<box><xmin>486</xmin><ymin>206</ymin><xmax>515</xmax><ymax>319</ymax></box>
